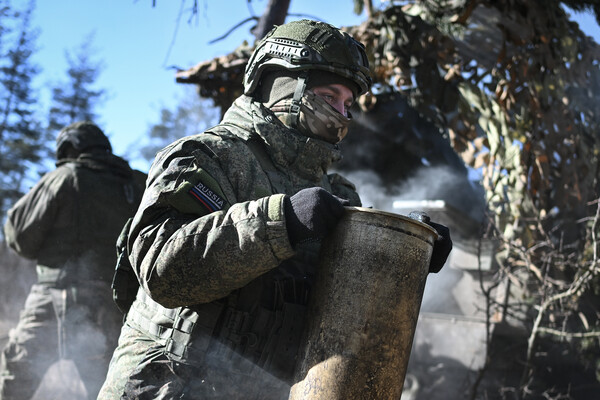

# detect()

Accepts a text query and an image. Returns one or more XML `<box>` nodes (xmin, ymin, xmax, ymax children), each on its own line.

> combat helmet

<box><xmin>56</xmin><ymin>121</ymin><xmax>112</xmax><ymax>159</ymax></box>
<box><xmin>244</xmin><ymin>19</ymin><xmax>372</xmax><ymax>97</ymax></box>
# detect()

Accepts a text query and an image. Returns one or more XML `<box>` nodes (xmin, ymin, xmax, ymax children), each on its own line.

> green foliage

<box><xmin>0</xmin><ymin>2</ymin><xmax>107</xmax><ymax>235</ymax></box>
<box><xmin>134</xmin><ymin>87</ymin><xmax>219</xmax><ymax>166</ymax></box>
<box><xmin>342</xmin><ymin>1</ymin><xmax>600</xmax><ymax>396</ymax></box>
<box><xmin>0</xmin><ymin>0</ymin><xmax>48</xmax><ymax>224</ymax></box>
<box><xmin>47</xmin><ymin>34</ymin><xmax>105</xmax><ymax>136</ymax></box>
<box><xmin>353</xmin><ymin>0</ymin><xmax>364</xmax><ymax>15</ymax></box>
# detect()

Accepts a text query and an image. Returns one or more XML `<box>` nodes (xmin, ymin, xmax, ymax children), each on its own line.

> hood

<box><xmin>57</xmin><ymin>151</ymin><xmax>134</xmax><ymax>178</ymax></box>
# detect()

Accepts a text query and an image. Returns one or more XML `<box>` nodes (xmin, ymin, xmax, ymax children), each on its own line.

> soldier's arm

<box><xmin>128</xmin><ymin>138</ymin><xmax>295</xmax><ymax>308</ymax></box>
<box><xmin>3</xmin><ymin>168</ymin><xmax>74</xmax><ymax>259</ymax></box>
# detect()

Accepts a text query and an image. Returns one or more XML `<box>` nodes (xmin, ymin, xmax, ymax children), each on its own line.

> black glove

<box><xmin>283</xmin><ymin>187</ymin><xmax>349</xmax><ymax>246</ymax></box>
<box><xmin>428</xmin><ymin>221</ymin><xmax>452</xmax><ymax>273</ymax></box>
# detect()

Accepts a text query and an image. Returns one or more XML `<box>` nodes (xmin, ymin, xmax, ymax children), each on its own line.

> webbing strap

<box><xmin>127</xmin><ymin>294</ymin><xmax>225</xmax><ymax>363</ymax></box>
<box><xmin>126</xmin><ymin>290</ymin><xmax>178</xmax><ymax>340</ymax></box>
<box><xmin>289</xmin><ymin>74</ymin><xmax>307</xmax><ymax>128</ymax></box>
<box><xmin>245</xmin><ymin>138</ymin><xmax>289</xmax><ymax>195</ymax></box>
<box><xmin>127</xmin><ymin>307</ymin><xmax>173</xmax><ymax>340</ymax></box>
<box><xmin>245</xmin><ymin>139</ymin><xmax>278</xmax><ymax>173</ymax></box>
<box><xmin>166</xmin><ymin>302</ymin><xmax>225</xmax><ymax>361</ymax></box>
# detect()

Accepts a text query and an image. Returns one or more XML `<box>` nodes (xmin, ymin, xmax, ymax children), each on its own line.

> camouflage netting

<box><xmin>176</xmin><ymin>2</ymin><xmax>600</xmax><ymax>397</ymax></box>
<box><xmin>176</xmin><ymin>1</ymin><xmax>600</xmax><ymax>262</ymax></box>
<box><xmin>176</xmin><ymin>44</ymin><xmax>253</xmax><ymax>112</ymax></box>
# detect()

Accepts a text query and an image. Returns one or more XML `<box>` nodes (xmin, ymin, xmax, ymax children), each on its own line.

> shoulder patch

<box><xmin>189</xmin><ymin>181</ymin><xmax>225</xmax><ymax>212</ymax></box>
<box><xmin>167</xmin><ymin>167</ymin><xmax>230</xmax><ymax>216</ymax></box>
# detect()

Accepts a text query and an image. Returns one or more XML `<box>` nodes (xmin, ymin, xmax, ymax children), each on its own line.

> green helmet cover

<box><xmin>244</xmin><ymin>19</ymin><xmax>372</xmax><ymax>96</ymax></box>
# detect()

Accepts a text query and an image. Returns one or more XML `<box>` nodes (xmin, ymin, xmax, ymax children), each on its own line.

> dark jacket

<box><xmin>4</xmin><ymin>151</ymin><xmax>146</xmax><ymax>286</ymax></box>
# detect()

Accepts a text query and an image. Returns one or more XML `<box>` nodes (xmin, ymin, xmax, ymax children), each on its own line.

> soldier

<box><xmin>98</xmin><ymin>19</ymin><xmax>452</xmax><ymax>399</ymax></box>
<box><xmin>0</xmin><ymin>121</ymin><xmax>146</xmax><ymax>400</ymax></box>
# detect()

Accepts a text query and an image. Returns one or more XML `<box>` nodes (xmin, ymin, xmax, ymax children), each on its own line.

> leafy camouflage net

<box><xmin>176</xmin><ymin>2</ymin><xmax>600</xmax><ymax>396</ymax></box>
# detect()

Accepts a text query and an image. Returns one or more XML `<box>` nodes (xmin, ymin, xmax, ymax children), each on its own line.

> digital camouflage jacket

<box><xmin>124</xmin><ymin>94</ymin><xmax>361</xmax><ymax>384</ymax></box>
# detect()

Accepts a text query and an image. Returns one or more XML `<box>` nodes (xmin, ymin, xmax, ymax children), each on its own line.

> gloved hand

<box><xmin>427</xmin><ymin>221</ymin><xmax>452</xmax><ymax>273</ymax></box>
<box><xmin>283</xmin><ymin>187</ymin><xmax>349</xmax><ymax>246</ymax></box>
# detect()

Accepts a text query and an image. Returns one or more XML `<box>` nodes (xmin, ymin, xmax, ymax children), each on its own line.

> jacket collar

<box><xmin>56</xmin><ymin>152</ymin><xmax>133</xmax><ymax>177</ymax></box>
<box><xmin>221</xmin><ymin>95</ymin><xmax>342</xmax><ymax>182</ymax></box>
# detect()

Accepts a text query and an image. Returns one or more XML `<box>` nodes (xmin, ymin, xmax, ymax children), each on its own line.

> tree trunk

<box><xmin>251</xmin><ymin>0</ymin><xmax>291</xmax><ymax>40</ymax></box>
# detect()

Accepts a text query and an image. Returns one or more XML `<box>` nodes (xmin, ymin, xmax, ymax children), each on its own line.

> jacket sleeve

<box><xmin>328</xmin><ymin>172</ymin><xmax>362</xmax><ymax>207</ymax></box>
<box><xmin>3</xmin><ymin>168</ymin><xmax>74</xmax><ymax>260</ymax></box>
<box><xmin>128</xmin><ymin>138</ymin><xmax>296</xmax><ymax>308</ymax></box>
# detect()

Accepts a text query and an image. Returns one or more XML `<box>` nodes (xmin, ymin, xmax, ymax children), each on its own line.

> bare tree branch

<box><xmin>251</xmin><ymin>0</ymin><xmax>290</xmax><ymax>40</ymax></box>
<box><xmin>208</xmin><ymin>17</ymin><xmax>258</xmax><ymax>44</ymax></box>
<box><xmin>525</xmin><ymin>199</ymin><xmax>600</xmax><ymax>363</ymax></box>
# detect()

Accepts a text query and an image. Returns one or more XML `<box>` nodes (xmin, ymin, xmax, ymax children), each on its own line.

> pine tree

<box><xmin>0</xmin><ymin>1</ymin><xmax>11</xmax><ymax>46</ymax></box>
<box><xmin>0</xmin><ymin>0</ymin><xmax>45</xmax><ymax>224</ymax></box>
<box><xmin>136</xmin><ymin>87</ymin><xmax>218</xmax><ymax>166</ymax></box>
<box><xmin>47</xmin><ymin>34</ymin><xmax>105</xmax><ymax>135</ymax></box>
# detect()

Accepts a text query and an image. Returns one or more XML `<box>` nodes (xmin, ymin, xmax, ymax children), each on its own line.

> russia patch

<box><xmin>188</xmin><ymin>181</ymin><xmax>225</xmax><ymax>213</ymax></box>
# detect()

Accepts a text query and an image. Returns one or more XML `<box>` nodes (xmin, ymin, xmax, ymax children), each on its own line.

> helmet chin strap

<box><xmin>289</xmin><ymin>72</ymin><xmax>308</xmax><ymax>128</ymax></box>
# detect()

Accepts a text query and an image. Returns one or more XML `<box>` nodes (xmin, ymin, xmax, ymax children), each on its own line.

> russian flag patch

<box><xmin>189</xmin><ymin>181</ymin><xmax>225</xmax><ymax>213</ymax></box>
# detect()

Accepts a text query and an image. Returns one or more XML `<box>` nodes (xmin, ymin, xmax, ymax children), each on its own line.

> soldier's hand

<box><xmin>427</xmin><ymin>221</ymin><xmax>452</xmax><ymax>273</ymax></box>
<box><xmin>283</xmin><ymin>187</ymin><xmax>349</xmax><ymax>246</ymax></box>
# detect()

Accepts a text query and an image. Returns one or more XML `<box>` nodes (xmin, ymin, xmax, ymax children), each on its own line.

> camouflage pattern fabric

<box><xmin>98</xmin><ymin>94</ymin><xmax>361</xmax><ymax>399</ymax></box>
<box><xmin>102</xmin><ymin>324</ymin><xmax>292</xmax><ymax>400</ymax></box>
<box><xmin>128</xmin><ymin>94</ymin><xmax>357</xmax><ymax>307</ymax></box>
<box><xmin>270</xmin><ymin>89</ymin><xmax>352</xmax><ymax>143</ymax></box>
<box><xmin>1</xmin><ymin>151</ymin><xmax>145</xmax><ymax>400</ymax></box>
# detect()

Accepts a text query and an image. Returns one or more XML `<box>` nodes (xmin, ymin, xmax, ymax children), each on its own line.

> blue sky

<box><xmin>30</xmin><ymin>1</ymin><xmax>600</xmax><ymax>171</ymax></box>
<box><xmin>31</xmin><ymin>0</ymin><xmax>363</xmax><ymax>169</ymax></box>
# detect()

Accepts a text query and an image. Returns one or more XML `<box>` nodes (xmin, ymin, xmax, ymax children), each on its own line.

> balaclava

<box><xmin>258</xmin><ymin>69</ymin><xmax>359</xmax><ymax>144</ymax></box>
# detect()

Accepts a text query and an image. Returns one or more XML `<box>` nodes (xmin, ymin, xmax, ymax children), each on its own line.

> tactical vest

<box><xmin>126</xmin><ymin>257</ymin><xmax>315</xmax><ymax>381</ymax></box>
<box><xmin>118</xmin><ymin>133</ymin><xmax>328</xmax><ymax>381</ymax></box>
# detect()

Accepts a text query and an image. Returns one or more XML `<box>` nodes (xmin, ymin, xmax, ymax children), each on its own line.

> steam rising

<box><xmin>342</xmin><ymin>165</ymin><xmax>488</xmax><ymax>315</ymax></box>
<box><xmin>344</xmin><ymin>165</ymin><xmax>485</xmax><ymax>221</ymax></box>
<box><xmin>0</xmin><ymin>246</ymin><xmax>117</xmax><ymax>399</ymax></box>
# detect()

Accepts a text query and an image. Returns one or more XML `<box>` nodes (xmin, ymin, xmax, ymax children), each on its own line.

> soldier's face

<box><xmin>312</xmin><ymin>84</ymin><xmax>355</xmax><ymax>117</ymax></box>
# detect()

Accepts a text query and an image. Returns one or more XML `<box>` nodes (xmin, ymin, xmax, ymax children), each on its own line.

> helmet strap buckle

<box><xmin>290</xmin><ymin>73</ymin><xmax>307</xmax><ymax>128</ymax></box>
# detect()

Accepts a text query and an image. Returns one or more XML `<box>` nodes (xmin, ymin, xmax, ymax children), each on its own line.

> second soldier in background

<box><xmin>0</xmin><ymin>122</ymin><xmax>145</xmax><ymax>400</ymax></box>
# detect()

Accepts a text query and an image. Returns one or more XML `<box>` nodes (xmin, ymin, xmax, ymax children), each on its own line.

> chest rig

<box><xmin>125</xmin><ymin>129</ymin><xmax>331</xmax><ymax>383</ymax></box>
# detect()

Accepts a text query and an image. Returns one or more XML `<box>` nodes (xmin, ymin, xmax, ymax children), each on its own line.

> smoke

<box><xmin>186</xmin><ymin>343</ymin><xmax>292</xmax><ymax>399</ymax></box>
<box><xmin>0</xmin><ymin>247</ymin><xmax>118</xmax><ymax>400</ymax></box>
<box><xmin>31</xmin><ymin>361</ymin><xmax>87</xmax><ymax>400</ymax></box>
<box><xmin>1</xmin><ymin>164</ymin><xmax>486</xmax><ymax>399</ymax></box>
<box><xmin>339</xmin><ymin>168</ymin><xmax>400</xmax><ymax>211</ymax></box>
<box><xmin>339</xmin><ymin>165</ymin><xmax>487</xmax><ymax>316</ymax></box>
<box><xmin>0</xmin><ymin>243</ymin><xmax>35</xmax><ymax>340</ymax></box>
<box><xmin>341</xmin><ymin>165</ymin><xmax>485</xmax><ymax>221</ymax></box>
<box><xmin>1</xmin><ymin>242</ymin><xmax>292</xmax><ymax>399</ymax></box>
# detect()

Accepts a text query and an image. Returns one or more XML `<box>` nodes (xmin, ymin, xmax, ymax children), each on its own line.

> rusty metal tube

<box><xmin>289</xmin><ymin>207</ymin><xmax>437</xmax><ymax>400</ymax></box>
